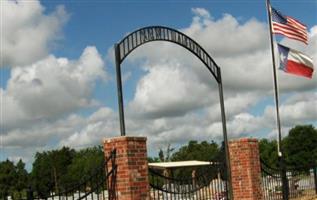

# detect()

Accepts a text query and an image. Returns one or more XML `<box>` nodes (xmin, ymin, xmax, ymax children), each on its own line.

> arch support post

<box><xmin>218</xmin><ymin>70</ymin><xmax>233</xmax><ymax>199</ymax></box>
<box><xmin>114</xmin><ymin>43</ymin><xmax>126</xmax><ymax>136</ymax></box>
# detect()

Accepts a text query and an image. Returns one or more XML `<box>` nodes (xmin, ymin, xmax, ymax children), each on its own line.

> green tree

<box><xmin>31</xmin><ymin>147</ymin><xmax>75</xmax><ymax>197</ymax></box>
<box><xmin>171</xmin><ymin>140</ymin><xmax>220</xmax><ymax>161</ymax></box>
<box><xmin>147</xmin><ymin>157</ymin><xmax>160</xmax><ymax>163</ymax></box>
<box><xmin>158</xmin><ymin>144</ymin><xmax>174</xmax><ymax>162</ymax></box>
<box><xmin>167</xmin><ymin>141</ymin><xmax>220</xmax><ymax>180</ymax></box>
<box><xmin>31</xmin><ymin>151</ymin><xmax>54</xmax><ymax>197</ymax></box>
<box><xmin>0</xmin><ymin>160</ymin><xmax>16</xmax><ymax>199</ymax></box>
<box><xmin>259</xmin><ymin>139</ymin><xmax>278</xmax><ymax>168</ymax></box>
<box><xmin>65</xmin><ymin>146</ymin><xmax>104</xmax><ymax>187</ymax></box>
<box><xmin>0</xmin><ymin>159</ymin><xmax>29</xmax><ymax>199</ymax></box>
<box><xmin>283</xmin><ymin>125</ymin><xmax>317</xmax><ymax>167</ymax></box>
<box><xmin>14</xmin><ymin>160</ymin><xmax>29</xmax><ymax>199</ymax></box>
<box><xmin>51</xmin><ymin>147</ymin><xmax>76</xmax><ymax>192</ymax></box>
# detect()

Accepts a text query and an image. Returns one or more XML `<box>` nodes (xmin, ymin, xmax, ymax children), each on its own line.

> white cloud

<box><xmin>184</xmin><ymin>9</ymin><xmax>268</xmax><ymax>57</ymax></box>
<box><xmin>2</xmin><ymin>106</ymin><xmax>117</xmax><ymax>151</ymax></box>
<box><xmin>226</xmin><ymin>113</ymin><xmax>261</xmax><ymax>137</ymax></box>
<box><xmin>2</xmin><ymin>108</ymin><xmax>109</xmax><ymax>149</ymax></box>
<box><xmin>2</xmin><ymin>7</ymin><xmax>316</xmax><ymax>169</ymax></box>
<box><xmin>192</xmin><ymin>8</ymin><xmax>211</xmax><ymax>19</ymax></box>
<box><xmin>123</xmin><ymin>8</ymin><xmax>316</xmax><ymax>134</ymax></box>
<box><xmin>59</xmin><ymin>107</ymin><xmax>119</xmax><ymax>148</ymax></box>
<box><xmin>1</xmin><ymin>0</ymin><xmax>68</xmax><ymax>67</ymax></box>
<box><xmin>128</xmin><ymin>61</ymin><xmax>217</xmax><ymax>118</ymax></box>
<box><xmin>117</xmin><ymin>8</ymin><xmax>317</xmax><ymax>154</ymax></box>
<box><xmin>125</xmin><ymin>8</ymin><xmax>316</xmax><ymax>94</ymax></box>
<box><xmin>2</xmin><ymin>114</ymin><xmax>82</xmax><ymax>148</ymax></box>
<box><xmin>263</xmin><ymin>92</ymin><xmax>317</xmax><ymax>127</ymax></box>
<box><xmin>126</xmin><ymin>27</ymin><xmax>270</xmax><ymax>120</ymax></box>
<box><xmin>207</xmin><ymin>92</ymin><xmax>262</xmax><ymax>122</ymax></box>
<box><xmin>1</xmin><ymin>46</ymin><xmax>106</xmax><ymax>130</ymax></box>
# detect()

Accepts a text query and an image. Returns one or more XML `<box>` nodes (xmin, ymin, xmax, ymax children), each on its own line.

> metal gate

<box><xmin>26</xmin><ymin>149</ymin><xmax>117</xmax><ymax>200</ymax></box>
<box><xmin>149</xmin><ymin>162</ymin><xmax>228</xmax><ymax>200</ymax></box>
<box><xmin>261</xmin><ymin>159</ymin><xmax>317</xmax><ymax>200</ymax></box>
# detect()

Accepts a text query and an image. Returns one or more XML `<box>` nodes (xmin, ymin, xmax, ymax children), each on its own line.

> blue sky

<box><xmin>1</xmin><ymin>0</ymin><xmax>316</xmax><ymax>170</ymax></box>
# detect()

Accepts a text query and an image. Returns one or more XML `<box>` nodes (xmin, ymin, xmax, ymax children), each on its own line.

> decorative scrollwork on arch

<box><xmin>116</xmin><ymin>26</ymin><xmax>220</xmax><ymax>83</ymax></box>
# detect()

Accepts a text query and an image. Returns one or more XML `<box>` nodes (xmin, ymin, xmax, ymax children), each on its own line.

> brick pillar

<box><xmin>229</xmin><ymin>138</ymin><xmax>263</xmax><ymax>200</ymax></box>
<box><xmin>103</xmin><ymin>136</ymin><xmax>149</xmax><ymax>200</ymax></box>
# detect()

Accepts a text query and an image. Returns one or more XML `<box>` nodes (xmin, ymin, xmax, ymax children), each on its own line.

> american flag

<box><xmin>271</xmin><ymin>6</ymin><xmax>308</xmax><ymax>44</ymax></box>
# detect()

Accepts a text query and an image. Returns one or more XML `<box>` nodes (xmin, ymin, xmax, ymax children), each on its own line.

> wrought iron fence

<box><xmin>261</xmin><ymin>161</ymin><xmax>283</xmax><ymax>200</ymax></box>
<box><xmin>24</xmin><ymin>149</ymin><xmax>117</xmax><ymax>200</ymax></box>
<box><xmin>149</xmin><ymin>162</ymin><xmax>228</xmax><ymax>200</ymax></box>
<box><xmin>287</xmin><ymin>165</ymin><xmax>317</xmax><ymax>199</ymax></box>
<box><xmin>261</xmin><ymin>159</ymin><xmax>317</xmax><ymax>200</ymax></box>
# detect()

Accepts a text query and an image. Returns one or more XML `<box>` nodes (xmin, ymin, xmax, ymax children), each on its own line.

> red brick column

<box><xmin>103</xmin><ymin>136</ymin><xmax>149</xmax><ymax>200</ymax></box>
<box><xmin>229</xmin><ymin>138</ymin><xmax>263</xmax><ymax>200</ymax></box>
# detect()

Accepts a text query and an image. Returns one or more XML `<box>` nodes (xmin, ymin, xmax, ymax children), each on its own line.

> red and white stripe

<box><xmin>273</xmin><ymin>22</ymin><xmax>308</xmax><ymax>44</ymax></box>
<box><xmin>287</xmin><ymin>16</ymin><xmax>307</xmax><ymax>31</ymax></box>
<box><xmin>286</xmin><ymin>48</ymin><xmax>314</xmax><ymax>78</ymax></box>
<box><xmin>272</xmin><ymin>16</ymin><xmax>308</xmax><ymax>44</ymax></box>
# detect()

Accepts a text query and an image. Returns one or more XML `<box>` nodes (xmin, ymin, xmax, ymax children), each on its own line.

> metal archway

<box><xmin>114</xmin><ymin>26</ymin><xmax>232</xmax><ymax>198</ymax></box>
<box><xmin>114</xmin><ymin>26</ymin><xmax>223</xmax><ymax>134</ymax></box>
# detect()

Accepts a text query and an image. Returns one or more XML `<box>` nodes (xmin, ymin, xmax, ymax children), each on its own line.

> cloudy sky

<box><xmin>1</xmin><ymin>0</ymin><xmax>316</xmax><ymax>170</ymax></box>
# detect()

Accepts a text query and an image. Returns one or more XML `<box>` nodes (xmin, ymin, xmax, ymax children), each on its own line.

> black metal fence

<box><xmin>261</xmin><ymin>160</ymin><xmax>317</xmax><ymax>200</ymax></box>
<box><xmin>148</xmin><ymin>162</ymin><xmax>228</xmax><ymax>200</ymax></box>
<box><xmin>24</xmin><ymin>149</ymin><xmax>117</xmax><ymax>200</ymax></box>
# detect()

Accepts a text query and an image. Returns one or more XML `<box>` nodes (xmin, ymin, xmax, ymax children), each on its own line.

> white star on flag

<box><xmin>280</xmin><ymin>52</ymin><xmax>286</xmax><ymax>62</ymax></box>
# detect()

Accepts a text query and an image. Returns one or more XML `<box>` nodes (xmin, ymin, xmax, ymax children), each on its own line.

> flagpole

<box><xmin>265</xmin><ymin>0</ymin><xmax>283</xmax><ymax>157</ymax></box>
<box><xmin>266</xmin><ymin>1</ymin><xmax>290</xmax><ymax>199</ymax></box>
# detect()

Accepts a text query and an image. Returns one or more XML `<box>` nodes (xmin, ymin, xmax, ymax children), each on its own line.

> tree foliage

<box><xmin>30</xmin><ymin>146</ymin><xmax>104</xmax><ymax>197</ymax></box>
<box><xmin>259</xmin><ymin>124</ymin><xmax>317</xmax><ymax>168</ymax></box>
<box><xmin>259</xmin><ymin>139</ymin><xmax>278</xmax><ymax>168</ymax></box>
<box><xmin>171</xmin><ymin>140</ymin><xmax>220</xmax><ymax>162</ymax></box>
<box><xmin>283</xmin><ymin>125</ymin><xmax>317</xmax><ymax>167</ymax></box>
<box><xmin>15</xmin><ymin>160</ymin><xmax>29</xmax><ymax>193</ymax></box>
<box><xmin>1</xmin><ymin>124</ymin><xmax>316</xmax><ymax>199</ymax></box>
<box><xmin>0</xmin><ymin>160</ymin><xmax>16</xmax><ymax>198</ymax></box>
<box><xmin>158</xmin><ymin>144</ymin><xmax>175</xmax><ymax>162</ymax></box>
<box><xmin>31</xmin><ymin>147</ymin><xmax>75</xmax><ymax>197</ymax></box>
<box><xmin>65</xmin><ymin>146</ymin><xmax>104</xmax><ymax>186</ymax></box>
<box><xmin>0</xmin><ymin>159</ymin><xmax>28</xmax><ymax>199</ymax></box>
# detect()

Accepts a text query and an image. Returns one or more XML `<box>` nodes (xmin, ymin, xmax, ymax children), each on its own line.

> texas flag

<box><xmin>277</xmin><ymin>44</ymin><xmax>314</xmax><ymax>78</ymax></box>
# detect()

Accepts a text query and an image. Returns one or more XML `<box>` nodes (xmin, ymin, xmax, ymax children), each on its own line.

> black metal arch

<box><xmin>114</xmin><ymin>25</ymin><xmax>232</xmax><ymax>199</ymax></box>
<box><xmin>116</xmin><ymin>26</ymin><xmax>220</xmax><ymax>83</ymax></box>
